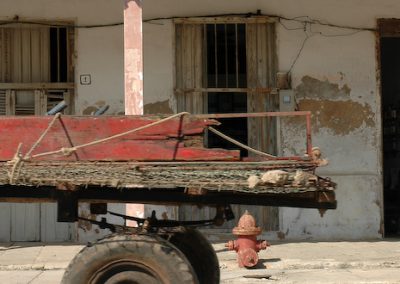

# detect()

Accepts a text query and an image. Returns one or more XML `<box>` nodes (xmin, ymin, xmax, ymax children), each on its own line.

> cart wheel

<box><xmin>61</xmin><ymin>234</ymin><xmax>198</xmax><ymax>284</ymax></box>
<box><xmin>168</xmin><ymin>228</ymin><xmax>220</xmax><ymax>284</ymax></box>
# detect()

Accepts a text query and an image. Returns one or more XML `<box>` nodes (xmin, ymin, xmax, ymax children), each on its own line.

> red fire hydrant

<box><xmin>225</xmin><ymin>210</ymin><xmax>270</xmax><ymax>268</ymax></box>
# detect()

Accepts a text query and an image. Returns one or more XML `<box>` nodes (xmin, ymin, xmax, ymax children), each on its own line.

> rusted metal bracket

<box><xmin>90</xmin><ymin>203</ymin><xmax>108</xmax><ymax>215</ymax></box>
<box><xmin>78</xmin><ymin>217</ymin><xmax>129</xmax><ymax>233</ymax></box>
<box><xmin>107</xmin><ymin>205</ymin><xmax>234</xmax><ymax>229</ymax></box>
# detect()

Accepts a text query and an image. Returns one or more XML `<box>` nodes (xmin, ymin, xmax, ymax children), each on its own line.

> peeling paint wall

<box><xmin>275</xmin><ymin>23</ymin><xmax>381</xmax><ymax>239</ymax></box>
<box><xmin>142</xmin><ymin>0</ymin><xmax>389</xmax><ymax>240</ymax></box>
<box><xmin>276</xmin><ymin>18</ymin><xmax>380</xmax><ymax>239</ymax></box>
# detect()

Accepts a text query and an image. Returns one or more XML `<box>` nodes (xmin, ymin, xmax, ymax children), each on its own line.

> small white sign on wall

<box><xmin>279</xmin><ymin>90</ymin><xmax>295</xmax><ymax>112</ymax></box>
<box><xmin>80</xmin><ymin>74</ymin><xmax>91</xmax><ymax>85</ymax></box>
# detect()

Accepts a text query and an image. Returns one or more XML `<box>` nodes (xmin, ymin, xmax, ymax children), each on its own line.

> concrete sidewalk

<box><xmin>217</xmin><ymin>239</ymin><xmax>400</xmax><ymax>283</ymax></box>
<box><xmin>0</xmin><ymin>240</ymin><xmax>399</xmax><ymax>283</ymax></box>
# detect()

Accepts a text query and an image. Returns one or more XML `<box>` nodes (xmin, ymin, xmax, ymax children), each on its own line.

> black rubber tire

<box><xmin>167</xmin><ymin>228</ymin><xmax>220</xmax><ymax>284</ymax></box>
<box><xmin>61</xmin><ymin>233</ymin><xmax>199</xmax><ymax>284</ymax></box>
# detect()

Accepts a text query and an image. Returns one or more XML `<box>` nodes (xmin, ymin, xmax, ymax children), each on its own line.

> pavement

<box><xmin>0</xmin><ymin>239</ymin><xmax>399</xmax><ymax>283</ymax></box>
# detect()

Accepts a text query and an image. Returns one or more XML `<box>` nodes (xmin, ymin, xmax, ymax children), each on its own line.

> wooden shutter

<box><xmin>246</xmin><ymin>22</ymin><xmax>278</xmax><ymax>155</ymax></box>
<box><xmin>245</xmin><ymin>22</ymin><xmax>279</xmax><ymax>231</ymax></box>
<box><xmin>0</xmin><ymin>28</ymin><xmax>12</xmax><ymax>82</ymax></box>
<box><xmin>0</xmin><ymin>91</ymin><xmax>6</xmax><ymax>115</ymax></box>
<box><xmin>175</xmin><ymin>24</ymin><xmax>204</xmax><ymax>114</ymax></box>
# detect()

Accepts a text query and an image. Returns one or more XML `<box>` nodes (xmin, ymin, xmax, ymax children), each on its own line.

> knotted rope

<box><xmin>7</xmin><ymin>113</ymin><xmax>62</xmax><ymax>184</ymax></box>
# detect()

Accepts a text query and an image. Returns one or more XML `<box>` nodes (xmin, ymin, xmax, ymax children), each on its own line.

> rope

<box><xmin>208</xmin><ymin>126</ymin><xmax>276</xmax><ymax>159</ymax></box>
<box><xmin>7</xmin><ymin>143</ymin><xmax>23</xmax><ymax>184</ymax></box>
<box><xmin>31</xmin><ymin>112</ymin><xmax>190</xmax><ymax>159</ymax></box>
<box><xmin>25</xmin><ymin>113</ymin><xmax>62</xmax><ymax>159</ymax></box>
<box><xmin>7</xmin><ymin>113</ymin><xmax>62</xmax><ymax>184</ymax></box>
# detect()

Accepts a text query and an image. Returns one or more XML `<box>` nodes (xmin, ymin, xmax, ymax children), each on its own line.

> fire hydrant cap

<box><xmin>232</xmin><ymin>210</ymin><xmax>262</xmax><ymax>236</ymax></box>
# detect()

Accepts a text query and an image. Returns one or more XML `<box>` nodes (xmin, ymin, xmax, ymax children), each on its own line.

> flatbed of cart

<box><xmin>0</xmin><ymin>111</ymin><xmax>336</xmax><ymax>284</ymax></box>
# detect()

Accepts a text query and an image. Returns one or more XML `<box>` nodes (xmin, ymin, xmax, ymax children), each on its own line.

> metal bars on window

<box><xmin>175</xmin><ymin>20</ymin><xmax>276</xmax><ymax>98</ymax></box>
<box><xmin>205</xmin><ymin>23</ymin><xmax>246</xmax><ymax>89</ymax></box>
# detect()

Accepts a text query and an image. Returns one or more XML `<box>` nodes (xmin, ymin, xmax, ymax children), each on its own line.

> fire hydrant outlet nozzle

<box><xmin>225</xmin><ymin>210</ymin><xmax>270</xmax><ymax>268</ymax></box>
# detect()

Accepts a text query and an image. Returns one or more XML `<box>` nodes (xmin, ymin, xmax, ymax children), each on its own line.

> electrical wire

<box><xmin>0</xmin><ymin>11</ymin><xmax>374</xmax><ymax>75</ymax></box>
<box><xmin>278</xmin><ymin>18</ymin><xmax>305</xmax><ymax>31</ymax></box>
<box><xmin>143</xmin><ymin>12</ymin><xmax>377</xmax><ymax>32</ymax></box>
<box><xmin>145</xmin><ymin>10</ymin><xmax>375</xmax><ymax>75</ymax></box>
<box><xmin>0</xmin><ymin>11</ymin><xmax>376</xmax><ymax>32</ymax></box>
<box><xmin>287</xmin><ymin>32</ymin><xmax>312</xmax><ymax>75</ymax></box>
<box><xmin>277</xmin><ymin>16</ymin><xmax>368</xmax><ymax>74</ymax></box>
<box><xmin>0</xmin><ymin>20</ymin><xmax>123</xmax><ymax>29</ymax></box>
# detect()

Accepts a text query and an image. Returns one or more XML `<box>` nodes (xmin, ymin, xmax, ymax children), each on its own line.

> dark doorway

<box><xmin>207</xmin><ymin>92</ymin><xmax>248</xmax><ymax>156</ymax></box>
<box><xmin>381</xmin><ymin>37</ymin><xmax>400</xmax><ymax>236</ymax></box>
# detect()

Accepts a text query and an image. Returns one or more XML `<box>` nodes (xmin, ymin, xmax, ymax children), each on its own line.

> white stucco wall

<box><xmin>141</xmin><ymin>0</ymin><xmax>393</xmax><ymax>240</ymax></box>
<box><xmin>0</xmin><ymin>0</ymin><xmax>125</xmax><ymax>242</ymax></box>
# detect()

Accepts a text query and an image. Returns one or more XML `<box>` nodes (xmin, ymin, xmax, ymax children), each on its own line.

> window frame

<box><xmin>0</xmin><ymin>21</ymin><xmax>75</xmax><ymax>115</ymax></box>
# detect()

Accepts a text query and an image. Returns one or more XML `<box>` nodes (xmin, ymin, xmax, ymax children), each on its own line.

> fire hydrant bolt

<box><xmin>225</xmin><ymin>240</ymin><xmax>236</xmax><ymax>251</ymax></box>
<box><xmin>225</xmin><ymin>210</ymin><xmax>270</xmax><ymax>268</ymax></box>
<box><xmin>257</xmin><ymin>240</ymin><xmax>269</xmax><ymax>251</ymax></box>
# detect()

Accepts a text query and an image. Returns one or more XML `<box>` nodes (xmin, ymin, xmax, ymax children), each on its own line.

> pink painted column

<box><xmin>124</xmin><ymin>0</ymin><xmax>144</xmax><ymax>224</ymax></box>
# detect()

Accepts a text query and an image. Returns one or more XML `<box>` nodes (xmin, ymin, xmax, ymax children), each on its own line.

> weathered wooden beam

<box><xmin>0</xmin><ymin>115</ymin><xmax>238</xmax><ymax>161</ymax></box>
<box><xmin>0</xmin><ymin>82</ymin><xmax>74</xmax><ymax>90</ymax></box>
<box><xmin>0</xmin><ymin>185</ymin><xmax>337</xmax><ymax>210</ymax></box>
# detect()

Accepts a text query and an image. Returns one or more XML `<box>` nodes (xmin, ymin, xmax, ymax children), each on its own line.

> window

<box><xmin>0</xmin><ymin>24</ymin><xmax>74</xmax><ymax>115</ymax></box>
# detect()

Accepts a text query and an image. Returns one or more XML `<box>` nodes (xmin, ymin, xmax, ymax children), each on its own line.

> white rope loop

<box><xmin>208</xmin><ymin>126</ymin><xmax>276</xmax><ymax>159</ymax></box>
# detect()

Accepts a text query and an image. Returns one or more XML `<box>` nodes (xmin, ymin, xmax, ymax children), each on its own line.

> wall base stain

<box><xmin>82</xmin><ymin>106</ymin><xmax>98</xmax><ymax>115</ymax></box>
<box><xmin>82</xmin><ymin>101</ymin><xmax>108</xmax><ymax>115</ymax></box>
<box><xmin>277</xmin><ymin>231</ymin><xmax>286</xmax><ymax>240</ymax></box>
<box><xmin>144</xmin><ymin>100</ymin><xmax>173</xmax><ymax>114</ymax></box>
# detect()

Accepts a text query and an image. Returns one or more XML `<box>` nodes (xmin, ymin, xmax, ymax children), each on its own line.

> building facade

<box><xmin>1</xmin><ymin>0</ymin><xmax>399</xmax><ymax>241</ymax></box>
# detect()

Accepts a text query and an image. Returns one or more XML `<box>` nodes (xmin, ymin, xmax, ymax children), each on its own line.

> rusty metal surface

<box><xmin>195</xmin><ymin>111</ymin><xmax>313</xmax><ymax>156</ymax></box>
